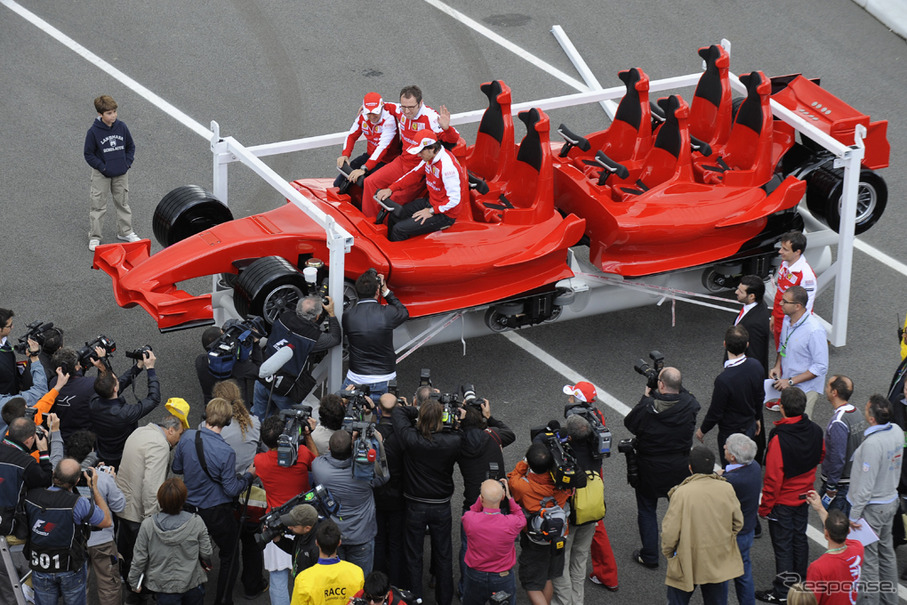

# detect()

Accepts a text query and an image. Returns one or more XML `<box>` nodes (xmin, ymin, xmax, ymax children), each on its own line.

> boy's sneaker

<box><xmin>765</xmin><ymin>400</ymin><xmax>780</xmax><ymax>412</ymax></box>
<box><xmin>88</xmin><ymin>239</ymin><xmax>100</xmax><ymax>251</ymax></box>
<box><xmin>118</xmin><ymin>232</ymin><xmax>141</xmax><ymax>242</ymax></box>
<box><xmin>588</xmin><ymin>574</ymin><xmax>618</xmax><ymax>591</ymax></box>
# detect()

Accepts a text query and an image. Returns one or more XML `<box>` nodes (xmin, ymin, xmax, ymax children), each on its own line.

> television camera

<box><xmin>254</xmin><ymin>484</ymin><xmax>340</xmax><ymax>546</ymax></box>
<box><xmin>277</xmin><ymin>404</ymin><xmax>314</xmax><ymax>468</ymax></box>
<box><xmin>206</xmin><ymin>316</ymin><xmax>267</xmax><ymax>379</ymax></box>
<box><xmin>634</xmin><ymin>350</ymin><xmax>665</xmax><ymax>391</ymax></box>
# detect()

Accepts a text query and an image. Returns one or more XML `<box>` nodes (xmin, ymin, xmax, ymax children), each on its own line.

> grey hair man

<box><xmin>251</xmin><ymin>295</ymin><xmax>341</xmax><ymax>420</ymax></box>
<box><xmin>722</xmin><ymin>434</ymin><xmax>762</xmax><ymax>605</ymax></box>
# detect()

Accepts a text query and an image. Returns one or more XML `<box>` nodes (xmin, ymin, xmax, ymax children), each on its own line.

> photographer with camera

<box><xmin>552</xmin><ymin>383</ymin><xmax>618</xmax><ymax>602</ymax></box>
<box><xmin>342</xmin><ymin>269</ymin><xmax>409</xmax><ymax>398</ymax></box>
<box><xmin>624</xmin><ymin>366</ymin><xmax>700</xmax><ymax>570</ymax></box>
<box><xmin>49</xmin><ymin>429</ymin><xmax>126</xmax><ymax>605</ymax></box>
<box><xmin>172</xmin><ymin>398</ymin><xmax>258</xmax><ymax>605</ymax></box>
<box><xmin>351</xmin><ymin>570</ymin><xmax>422</xmax><ymax>605</ymax></box>
<box><xmin>456</xmin><ymin>391</ymin><xmax>514</xmax><ymax>593</ymax></box>
<box><xmin>196</xmin><ymin>318</ymin><xmax>265</xmax><ymax>406</ymax></box>
<box><xmin>89</xmin><ymin>348</ymin><xmax>160</xmax><ymax>470</ymax></box>
<box><xmin>461</xmin><ymin>479</ymin><xmax>525</xmax><ymax>605</ymax></box>
<box><xmin>272</xmin><ymin>504</ymin><xmax>322</xmax><ymax>585</ymax></box>
<box><xmin>0</xmin><ymin>315</ymin><xmax>50</xmax><ymax>414</ymax></box>
<box><xmin>50</xmin><ymin>346</ymin><xmax>106</xmax><ymax>440</ymax></box>
<box><xmin>255</xmin><ymin>412</ymin><xmax>318</xmax><ymax>605</ymax></box>
<box><xmin>0</xmin><ymin>415</ymin><xmax>58</xmax><ymax>602</ymax></box>
<box><xmin>312</xmin><ymin>429</ymin><xmax>388</xmax><ymax>574</ymax></box>
<box><xmin>252</xmin><ymin>296</ymin><xmax>341</xmax><ymax>421</ymax></box>
<box><xmin>373</xmin><ymin>393</ymin><xmax>406</xmax><ymax>585</ymax></box>
<box><xmin>508</xmin><ymin>441</ymin><xmax>573</xmax><ymax>605</ymax></box>
<box><xmin>392</xmin><ymin>399</ymin><xmax>461</xmax><ymax>605</ymax></box>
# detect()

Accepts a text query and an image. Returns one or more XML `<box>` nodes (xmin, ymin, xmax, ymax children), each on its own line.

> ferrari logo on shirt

<box><xmin>429</xmin><ymin>165</ymin><xmax>440</xmax><ymax>177</ymax></box>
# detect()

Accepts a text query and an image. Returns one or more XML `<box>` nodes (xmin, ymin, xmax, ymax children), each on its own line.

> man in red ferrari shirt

<box><xmin>362</xmin><ymin>85</ymin><xmax>460</xmax><ymax>218</ymax></box>
<box><xmin>334</xmin><ymin>92</ymin><xmax>401</xmax><ymax>190</ymax></box>
<box><xmin>803</xmin><ymin>490</ymin><xmax>863</xmax><ymax>605</ymax></box>
<box><xmin>771</xmin><ymin>231</ymin><xmax>817</xmax><ymax>345</ymax></box>
<box><xmin>755</xmin><ymin>387</ymin><xmax>824</xmax><ymax>604</ymax></box>
<box><xmin>375</xmin><ymin>131</ymin><xmax>466</xmax><ymax>242</ymax></box>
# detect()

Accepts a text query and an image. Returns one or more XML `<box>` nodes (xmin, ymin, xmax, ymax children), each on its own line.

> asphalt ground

<box><xmin>1</xmin><ymin>0</ymin><xmax>906</xmax><ymax>603</ymax></box>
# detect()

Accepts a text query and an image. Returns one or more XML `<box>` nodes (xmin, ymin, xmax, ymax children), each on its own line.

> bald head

<box><xmin>53</xmin><ymin>458</ymin><xmax>82</xmax><ymax>489</ymax></box>
<box><xmin>378</xmin><ymin>393</ymin><xmax>397</xmax><ymax>413</ymax></box>
<box><xmin>659</xmin><ymin>367</ymin><xmax>682</xmax><ymax>393</ymax></box>
<box><xmin>480</xmin><ymin>479</ymin><xmax>505</xmax><ymax>508</ymax></box>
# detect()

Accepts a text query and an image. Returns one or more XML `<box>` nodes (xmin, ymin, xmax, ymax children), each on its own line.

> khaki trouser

<box><xmin>88</xmin><ymin>539</ymin><xmax>122</xmax><ymax>605</ymax></box>
<box><xmin>89</xmin><ymin>168</ymin><xmax>132</xmax><ymax>240</ymax></box>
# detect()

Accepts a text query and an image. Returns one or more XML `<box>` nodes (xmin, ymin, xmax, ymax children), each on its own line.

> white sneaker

<box><xmin>89</xmin><ymin>239</ymin><xmax>100</xmax><ymax>251</ymax></box>
<box><xmin>118</xmin><ymin>232</ymin><xmax>141</xmax><ymax>242</ymax></box>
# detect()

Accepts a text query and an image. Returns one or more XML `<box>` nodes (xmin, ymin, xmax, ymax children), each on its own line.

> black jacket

<box><xmin>89</xmin><ymin>367</ymin><xmax>160</xmax><ymax>467</ymax></box>
<box><xmin>50</xmin><ymin>373</ymin><xmax>97</xmax><ymax>440</ymax></box>
<box><xmin>701</xmin><ymin>357</ymin><xmax>764</xmax><ymax>435</ymax></box>
<box><xmin>391</xmin><ymin>406</ymin><xmax>461</xmax><ymax>503</ymax></box>
<box><xmin>342</xmin><ymin>295</ymin><xmax>409</xmax><ymax>377</ymax></box>
<box><xmin>737</xmin><ymin>302</ymin><xmax>771</xmax><ymax>378</ymax></box>
<box><xmin>458</xmin><ymin>418</ymin><xmax>515</xmax><ymax>511</ymax></box>
<box><xmin>276</xmin><ymin>518</ymin><xmax>321</xmax><ymax>577</ymax></box>
<box><xmin>625</xmin><ymin>389</ymin><xmax>700</xmax><ymax>498</ymax></box>
<box><xmin>373</xmin><ymin>414</ymin><xmax>405</xmax><ymax>511</ymax></box>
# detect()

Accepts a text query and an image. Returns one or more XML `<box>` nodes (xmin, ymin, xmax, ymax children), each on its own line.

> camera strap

<box><xmin>194</xmin><ymin>431</ymin><xmax>219</xmax><ymax>485</ymax></box>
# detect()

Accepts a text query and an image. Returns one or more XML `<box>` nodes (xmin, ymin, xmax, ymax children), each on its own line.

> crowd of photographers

<box><xmin>2</xmin><ymin>252</ymin><xmax>907</xmax><ymax>605</ymax></box>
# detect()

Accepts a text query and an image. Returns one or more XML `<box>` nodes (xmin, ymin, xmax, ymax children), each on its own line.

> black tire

<box><xmin>153</xmin><ymin>185</ymin><xmax>233</xmax><ymax>247</ymax></box>
<box><xmin>805</xmin><ymin>166</ymin><xmax>887</xmax><ymax>235</ymax></box>
<box><xmin>233</xmin><ymin>257</ymin><xmax>306</xmax><ymax>326</ymax></box>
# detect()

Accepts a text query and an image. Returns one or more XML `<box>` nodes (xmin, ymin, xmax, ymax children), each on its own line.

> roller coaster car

<box><xmin>92</xmin><ymin>79</ymin><xmax>585</xmax><ymax>331</ymax></box>
<box><xmin>552</xmin><ymin>45</ymin><xmax>890</xmax><ymax>278</ymax></box>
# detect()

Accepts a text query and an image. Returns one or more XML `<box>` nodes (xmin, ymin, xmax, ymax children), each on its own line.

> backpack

<box><xmin>526</xmin><ymin>496</ymin><xmax>568</xmax><ymax>548</ymax></box>
<box><xmin>570</xmin><ymin>469</ymin><xmax>606</xmax><ymax>525</ymax></box>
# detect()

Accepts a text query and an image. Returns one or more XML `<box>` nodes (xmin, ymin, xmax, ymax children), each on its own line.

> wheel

<box><xmin>805</xmin><ymin>166</ymin><xmax>887</xmax><ymax>235</ymax></box>
<box><xmin>153</xmin><ymin>185</ymin><xmax>233</xmax><ymax>247</ymax></box>
<box><xmin>342</xmin><ymin>280</ymin><xmax>358</xmax><ymax>313</ymax></box>
<box><xmin>233</xmin><ymin>257</ymin><xmax>306</xmax><ymax>326</ymax></box>
<box><xmin>484</xmin><ymin>309</ymin><xmax>512</xmax><ymax>333</ymax></box>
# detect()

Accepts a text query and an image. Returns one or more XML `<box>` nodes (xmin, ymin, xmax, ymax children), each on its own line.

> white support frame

<box><xmin>207</xmin><ymin>37</ymin><xmax>866</xmax><ymax>387</ymax></box>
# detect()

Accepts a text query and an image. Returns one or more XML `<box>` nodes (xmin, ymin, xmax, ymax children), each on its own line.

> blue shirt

<box><xmin>172</xmin><ymin>427</ymin><xmax>252</xmax><ymax>508</ymax></box>
<box><xmin>778</xmin><ymin>312</ymin><xmax>828</xmax><ymax>394</ymax></box>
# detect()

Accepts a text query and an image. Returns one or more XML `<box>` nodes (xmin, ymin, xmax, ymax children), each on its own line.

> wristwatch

<box><xmin>788</xmin><ymin>378</ymin><xmax>794</xmax><ymax>386</ymax></box>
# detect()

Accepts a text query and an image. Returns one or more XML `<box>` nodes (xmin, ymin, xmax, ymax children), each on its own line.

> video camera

<box><xmin>340</xmin><ymin>387</ymin><xmax>373</xmax><ymax>433</ymax></box>
<box><xmin>634</xmin><ymin>350</ymin><xmax>665</xmax><ymax>391</ymax></box>
<box><xmin>254</xmin><ymin>484</ymin><xmax>340</xmax><ymax>546</ymax></box>
<box><xmin>13</xmin><ymin>321</ymin><xmax>59</xmax><ymax>355</ymax></box>
<box><xmin>76</xmin><ymin>335</ymin><xmax>116</xmax><ymax>369</ymax></box>
<box><xmin>564</xmin><ymin>404</ymin><xmax>612</xmax><ymax>458</ymax></box>
<box><xmin>438</xmin><ymin>383</ymin><xmax>487</xmax><ymax>431</ymax></box>
<box><xmin>207</xmin><ymin>316</ymin><xmax>267</xmax><ymax>379</ymax></box>
<box><xmin>277</xmin><ymin>404</ymin><xmax>314</xmax><ymax>467</ymax></box>
<box><xmin>529</xmin><ymin>422</ymin><xmax>578</xmax><ymax>489</ymax></box>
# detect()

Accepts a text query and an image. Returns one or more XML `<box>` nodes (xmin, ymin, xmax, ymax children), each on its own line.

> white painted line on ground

<box><xmin>0</xmin><ymin>0</ymin><xmax>213</xmax><ymax>140</ymax></box>
<box><xmin>503</xmin><ymin>330</ymin><xmax>907</xmax><ymax>600</ymax></box>
<box><xmin>421</xmin><ymin>0</ymin><xmax>591</xmax><ymax>93</ymax></box>
<box><xmin>856</xmin><ymin>239</ymin><xmax>907</xmax><ymax>279</ymax></box>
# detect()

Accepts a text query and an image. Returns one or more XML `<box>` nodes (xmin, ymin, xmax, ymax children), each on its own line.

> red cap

<box><xmin>563</xmin><ymin>381</ymin><xmax>597</xmax><ymax>403</ymax></box>
<box><xmin>362</xmin><ymin>92</ymin><xmax>383</xmax><ymax>115</ymax></box>
<box><xmin>407</xmin><ymin>130</ymin><xmax>438</xmax><ymax>155</ymax></box>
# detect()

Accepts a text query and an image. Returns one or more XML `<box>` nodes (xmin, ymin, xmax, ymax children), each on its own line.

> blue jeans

<box><xmin>405</xmin><ymin>500</ymin><xmax>453</xmax><ymax>605</ymax></box>
<box><xmin>666</xmin><ymin>582</ymin><xmax>728</xmax><ymax>605</ymax></box>
<box><xmin>341</xmin><ymin>376</ymin><xmax>389</xmax><ymax>401</ymax></box>
<box><xmin>268</xmin><ymin>568</ymin><xmax>291</xmax><ymax>605</ymax></box>
<box><xmin>635</xmin><ymin>490</ymin><xmax>661</xmax><ymax>565</ymax></box>
<box><xmin>461</xmin><ymin>565</ymin><xmax>516</xmax><ymax>605</ymax></box>
<box><xmin>820</xmin><ymin>479</ymin><xmax>852</xmax><ymax>516</ymax></box>
<box><xmin>32</xmin><ymin>564</ymin><xmax>88</xmax><ymax>605</ymax></box>
<box><xmin>252</xmin><ymin>380</ymin><xmax>296</xmax><ymax>421</ymax></box>
<box><xmin>155</xmin><ymin>585</ymin><xmax>205</xmax><ymax>605</ymax></box>
<box><xmin>734</xmin><ymin>530</ymin><xmax>755</xmax><ymax>605</ymax></box>
<box><xmin>339</xmin><ymin>541</ymin><xmax>374</xmax><ymax>575</ymax></box>
<box><xmin>767</xmin><ymin>503</ymin><xmax>809</xmax><ymax>597</ymax></box>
